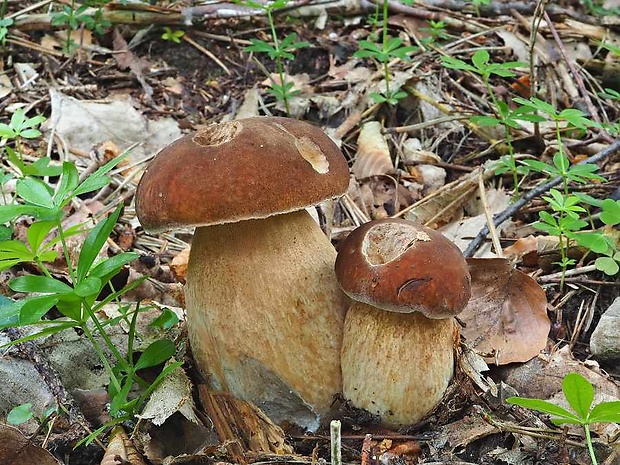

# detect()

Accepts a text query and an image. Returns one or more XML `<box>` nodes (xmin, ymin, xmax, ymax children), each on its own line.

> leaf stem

<box><xmin>584</xmin><ymin>426</ymin><xmax>598</xmax><ymax>465</ymax></box>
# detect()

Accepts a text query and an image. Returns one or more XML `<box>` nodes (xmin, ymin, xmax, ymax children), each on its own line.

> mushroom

<box><xmin>135</xmin><ymin>117</ymin><xmax>350</xmax><ymax>430</ymax></box>
<box><xmin>334</xmin><ymin>218</ymin><xmax>471</xmax><ymax>428</ymax></box>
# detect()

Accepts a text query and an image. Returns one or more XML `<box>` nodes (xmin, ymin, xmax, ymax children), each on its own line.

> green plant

<box><xmin>441</xmin><ymin>50</ymin><xmax>530</xmax><ymax>195</ymax></box>
<box><xmin>355</xmin><ymin>0</ymin><xmax>416</xmax><ymax>105</ymax></box>
<box><xmin>0</xmin><ymin>111</ymin><xmax>180</xmax><ymax>444</ymax></box>
<box><xmin>161</xmin><ymin>27</ymin><xmax>184</xmax><ymax>44</ymax></box>
<box><xmin>236</xmin><ymin>0</ymin><xmax>309</xmax><ymax>115</ymax></box>
<box><xmin>7</xmin><ymin>403</ymin><xmax>56</xmax><ymax>426</ymax></box>
<box><xmin>0</xmin><ymin>17</ymin><xmax>12</xmax><ymax>45</ymax></box>
<box><xmin>507</xmin><ymin>372</ymin><xmax>620</xmax><ymax>465</ymax></box>
<box><xmin>51</xmin><ymin>0</ymin><xmax>111</xmax><ymax>54</ymax></box>
<box><xmin>420</xmin><ymin>20</ymin><xmax>449</xmax><ymax>44</ymax></box>
<box><xmin>511</xmin><ymin>98</ymin><xmax>606</xmax><ymax>283</ymax></box>
<box><xmin>468</xmin><ymin>0</ymin><xmax>491</xmax><ymax>16</ymax></box>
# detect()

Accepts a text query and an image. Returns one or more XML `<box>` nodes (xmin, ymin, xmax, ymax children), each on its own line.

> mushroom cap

<box><xmin>135</xmin><ymin>117</ymin><xmax>349</xmax><ymax>233</ymax></box>
<box><xmin>335</xmin><ymin>218</ymin><xmax>471</xmax><ymax>318</ymax></box>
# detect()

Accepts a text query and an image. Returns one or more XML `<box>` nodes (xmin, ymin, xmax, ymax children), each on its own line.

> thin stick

<box><xmin>478</xmin><ymin>170</ymin><xmax>503</xmax><ymax>257</ymax></box>
<box><xmin>182</xmin><ymin>34</ymin><xmax>232</xmax><ymax>76</ymax></box>
<box><xmin>464</xmin><ymin>139</ymin><xmax>620</xmax><ymax>257</ymax></box>
<box><xmin>360</xmin><ymin>434</ymin><xmax>372</xmax><ymax>465</ymax></box>
<box><xmin>330</xmin><ymin>420</ymin><xmax>342</xmax><ymax>465</ymax></box>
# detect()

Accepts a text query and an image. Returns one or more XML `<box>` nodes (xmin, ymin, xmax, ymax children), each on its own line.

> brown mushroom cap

<box><xmin>135</xmin><ymin>117</ymin><xmax>349</xmax><ymax>233</ymax></box>
<box><xmin>335</xmin><ymin>218</ymin><xmax>471</xmax><ymax>318</ymax></box>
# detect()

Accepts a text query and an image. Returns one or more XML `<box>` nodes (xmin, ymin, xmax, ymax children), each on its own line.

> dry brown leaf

<box><xmin>348</xmin><ymin>176</ymin><xmax>413</xmax><ymax>219</ymax></box>
<box><xmin>352</xmin><ymin>121</ymin><xmax>394</xmax><ymax>179</ymax></box>
<box><xmin>171</xmin><ymin>247</ymin><xmax>191</xmax><ymax>284</ymax></box>
<box><xmin>101</xmin><ymin>426</ymin><xmax>146</xmax><ymax>465</ymax></box>
<box><xmin>0</xmin><ymin>425</ymin><xmax>61</xmax><ymax>465</ymax></box>
<box><xmin>459</xmin><ymin>258</ymin><xmax>550</xmax><ymax>365</ymax></box>
<box><xmin>404</xmin><ymin>167</ymin><xmax>489</xmax><ymax>228</ymax></box>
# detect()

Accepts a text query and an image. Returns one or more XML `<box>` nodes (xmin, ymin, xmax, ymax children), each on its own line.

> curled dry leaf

<box><xmin>459</xmin><ymin>258</ymin><xmax>550</xmax><ymax>365</ymax></box>
<box><xmin>0</xmin><ymin>425</ymin><xmax>61</xmax><ymax>465</ymax></box>
<box><xmin>352</xmin><ymin>121</ymin><xmax>394</xmax><ymax>179</ymax></box>
<box><xmin>101</xmin><ymin>426</ymin><xmax>146</xmax><ymax>465</ymax></box>
<box><xmin>170</xmin><ymin>247</ymin><xmax>191</xmax><ymax>284</ymax></box>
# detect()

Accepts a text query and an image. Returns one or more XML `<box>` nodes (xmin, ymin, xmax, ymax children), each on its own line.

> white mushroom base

<box><xmin>341</xmin><ymin>302</ymin><xmax>458</xmax><ymax>428</ymax></box>
<box><xmin>186</xmin><ymin>209</ymin><xmax>349</xmax><ymax>431</ymax></box>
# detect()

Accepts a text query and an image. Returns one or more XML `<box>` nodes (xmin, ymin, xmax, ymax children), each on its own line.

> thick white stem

<box><xmin>186</xmin><ymin>209</ymin><xmax>349</xmax><ymax>431</ymax></box>
<box><xmin>341</xmin><ymin>302</ymin><xmax>458</xmax><ymax>428</ymax></box>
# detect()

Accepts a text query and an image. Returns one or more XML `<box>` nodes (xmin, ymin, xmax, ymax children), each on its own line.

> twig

<box><xmin>360</xmin><ymin>434</ymin><xmax>372</xmax><ymax>465</ymax></box>
<box><xmin>464</xmin><ymin>139</ymin><xmax>620</xmax><ymax>257</ymax></box>
<box><xmin>182</xmin><ymin>34</ymin><xmax>232</xmax><ymax>76</ymax></box>
<box><xmin>478</xmin><ymin>170</ymin><xmax>503</xmax><ymax>257</ymax></box>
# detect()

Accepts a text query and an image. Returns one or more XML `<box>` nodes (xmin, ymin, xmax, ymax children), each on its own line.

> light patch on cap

<box><xmin>363</xmin><ymin>223</ymin><xmax>430</xmax><ymax>265</ymax></box>
<box><xmin>295</xmin><ymin>136</ymin><xmax>329</xmax><ymax>174</ymax></box>
<box><xmin>272</xmin><ymin>122</ymin><xmax>330</xmax><ymax>174</ymax></box>
<box><xmin>193</xmin><ymin>121</ymin><xmax>242</xmax><ymax>147</ymax></box>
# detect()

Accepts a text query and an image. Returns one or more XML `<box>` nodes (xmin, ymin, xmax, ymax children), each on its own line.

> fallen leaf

<box><xmin>170</xmin><ymin>247</ymin><xmax>191</xmax><ymax>284</ymax></box>
<box><xmin>459</xmin><ymin>258</ymin><xmax>550</xmax><ymax>365</ymax></box>
<box><xmin>0</xmin><ymin>425</ymin><xmax>61</xmax><ymax>465</ymax></box>
<box><xmin>139</xmin><ymin>365</ymin><xmax>199</xmax><ymax>426</ymax></box>
<box><xmin>353</xmin><ymin>121</ymin><xmax>394</xmax><ymax>179</ymax></box>
<box><xmin>101</xmin><ymin>426</ymin><xmax>147</xmax><ymax>465</ymax></box>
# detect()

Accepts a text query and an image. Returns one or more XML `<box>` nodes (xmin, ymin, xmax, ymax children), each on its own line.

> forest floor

<box><xmin>1</xmin><ymin>0</ymin><xmax>620</xmax><ymax>464</ymax></box>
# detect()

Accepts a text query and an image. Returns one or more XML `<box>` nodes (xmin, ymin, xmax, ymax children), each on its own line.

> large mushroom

<box><xmin>335</xmin><ymin>218</ymin><xmax>471</xmax><ymax>428</ymax></box>
<box><xmin>135</xmin><ymin>117</ymin><xmax>350</xmax><ymax>430</ymax></box>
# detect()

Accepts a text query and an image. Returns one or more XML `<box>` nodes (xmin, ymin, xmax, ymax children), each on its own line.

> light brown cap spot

<box><xmin>135</xmin><ymin>117</ymin><xmax>349</xmax><ymax>233</ymax></box>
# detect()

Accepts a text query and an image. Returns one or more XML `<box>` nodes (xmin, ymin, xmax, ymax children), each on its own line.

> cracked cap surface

<box><xmin>335</xmin><ymin>218</ymin><xmax>471</xmax><ymax>318</ymax></box>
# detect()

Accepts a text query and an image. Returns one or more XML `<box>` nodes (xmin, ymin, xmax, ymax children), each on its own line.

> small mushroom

<box><xmin>334</xmin><ymin>218</ymin><xmax>471</xmax><ymax>427</ymax></box>
<box><xmin>135</xmin><ymin>117</ymin><xmax>350</xmax><ymax>430</ymax></box>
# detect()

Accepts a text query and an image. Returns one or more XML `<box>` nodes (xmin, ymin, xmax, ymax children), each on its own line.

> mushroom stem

<box><xmin>341</xmin><ymin>302</ymin><xmax>458</xmax><ymax>428</ymax></box>
<box><xmin>186</xmin><ymin>209</ymin><xmax>349</xmax><ymax>431</ymax></box>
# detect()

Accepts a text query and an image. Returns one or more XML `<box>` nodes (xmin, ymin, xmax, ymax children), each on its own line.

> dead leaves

<box><xmin>460</xmin><ymin>258</ymin><xmax>550</xmax><ymax>365</ymax></box>
<box><xmin>0</xmin><ymin>425</ymin><xmax>61</xmax><ymax>465</ymax></box>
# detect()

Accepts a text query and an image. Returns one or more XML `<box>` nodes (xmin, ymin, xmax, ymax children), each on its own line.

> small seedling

<box><xmin>355</xmin><ymin>0</ymin><xmax>416</xmax><ymax>105</ymax></box>
<box><xmin>236</xmin><ymin>0</ymin><xmax>309</xmax><ymax>115</ymax></box>
<box><xmin>507</xmin><ymin>372</ymin><xmax>620</xmax><ymax>465</ymax></box>
<box><xmin>442</xmin><ymin>50</ymin><xmax>529</xmax><ymax>194</ymax></box>
<box><xmin>0</xmin><ymin>17</ymin><xmax>12</xmax><ymax>45</ymax></box>
<box><xmin>51</xmin><ymin>0</ymin><xmax>111</xmax><ymax>54</ymax></box>
<box><xmin>161</xmin><ymin>27</ymin><xmax>184</xmax><ymax>44</ymax></box>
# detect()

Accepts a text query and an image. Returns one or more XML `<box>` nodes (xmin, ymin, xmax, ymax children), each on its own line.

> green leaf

<box><xmin>0</xmin><ymin>205</ymin><xmax>45</xmax><ymax>223</ymax></box>
<box><xmin>471</xmin><ymin>49</ymin><xmax>490</xmax><ymax>70</ymax></box>
<box><xmin>149</xmin><ymin>308</ymin><xmax>180</xmax><ymax>331</ymax></box>
<box><xmin>10</xmin><ymin>275</ymin><xmax>73</xmax><ymax>294</ymax></box>
<box><xmin>74</xmin><ymin>276</ymin><xmax>102</xmax><ymax>298</ymax></box>
<box><xmin>562</xmin><ymin>372</ymin><xmax>594</xmax><ymax>420</ymax></box>
<box><xmin>20</xmin><ymin>295</ymin><xmax>60</xmax><ymax>325</ymax></box>
<box><xmin>134</xmin><ymin>339</ymin><xmax>176</xmax><ymax>371</ymax></box>
<box><xmin>507</xmin><ymin>397</ymin><xmax>582</xmax><ymax>424</ymax></box>
<box><xmin>17</xmin><ymin>178</ymin><xmax>55</xmax><ymax>208</ymax></box>
<box><xmin>73</xmin><ymin>153</ymin><xmax>128</xmax><ymax>196</ymax></box>
<box><xmin>600</xmin><ymin>199</ymin><xmax>620</xmax><ymax>226</ymax></box>
<box><xmin>89</xmin><ymin>252</ymin><xmax>139</xmax><ymax>281</ymax></box>
<box><xmin>0</xmin><ymin>296</ymin><xmax>22</xmax><ymax>329</ymax></box>
<box><xmin>595</xmin><ymin>256</ymin><xmax>619</xmax><ymax>275</ymax></box>
<box><xmin>26</xmin><ymin>220</ymin><xmax>56</xmax><ymax>254</ymax></box>
<box><xmin>471</xmin><ymin>115</ymin><xmax>501</xmax><ymax>127</ymax></box>
<box><xmin>588</xmin><ymin>401</ymin><xmax>620</xmax><ymax>423</ymax></box>
<box><xmin>54</xmin><ymin>162</ymin><xmax>80</xmax><ymax>205</ymax></box>
<box><xmin>7</xmin><ymin>403</ymin><xmax>34</xmax><ymax>425</ymax></box>
<box><xmin>575</xmin><ymin>232</ymin><xmax>609</xmax><ymax>254</ymax></box>
<box><xmin>22</xmin><ymin>157</ymin><xmax>63</xmax><ymax>177</ymax></box>
<box><xmin>76</xmin><ymin>205</ymin><xmax>122</xmax><ymax>283</ymax></box>
<box><xmin>441</xmin><ymin>55</ymin><xmax>476</xmax><ymax>72</ymax></box>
